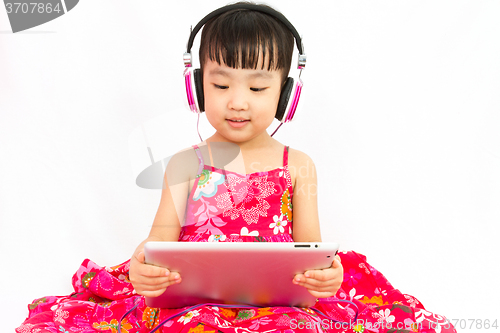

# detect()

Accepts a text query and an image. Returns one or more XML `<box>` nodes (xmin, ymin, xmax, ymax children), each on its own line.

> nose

<box><xmin>227</xmin><ymin>88</ymin><xmax>249</xmax><ymax>111</ymax></box>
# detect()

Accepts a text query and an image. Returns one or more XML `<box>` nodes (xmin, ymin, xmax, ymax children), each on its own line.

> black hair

<box><xmin>199</xmin><ymin>2</ymin><xmax>295</xmax><ymax>83</ymax></box>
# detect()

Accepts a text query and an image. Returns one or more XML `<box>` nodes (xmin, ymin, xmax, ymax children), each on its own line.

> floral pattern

<box><xmin>208</xmin><ymin>234</ymin><xmax>226</xmax><ymax>242</ymax></box>
<box><xmin>189</xmin><ymin>197</ymin><xmax>227</xmax><ymax>235</ymax></box>
<box><xmin>269</xmin><ymin>214</ymin><xmax>288</xmax><ymax>234</ymax></box>
<box><xmin>216</xmin><ymin>174</ymin><xmax>277</xmax><ymax>225</ymax></box>
<box><xmin>16</xmin><ymin>145</ymin><xmax>456</xmax><ymax>333</ymax></box>
<box><xmin>344</xmin><ymin>268</ymin><xmax>363</xmax><ymax>287</ymax></box>
<box><xmin>281</xmin><ymin>188</ymin><xmax>293</xmax><ymax>221</ymax></box>
<box><xmin>192</xmin><ymin>170</ymin><xmax>226</xmax><ymax>201</ymax></box>
<box><xmin>178</xmin><ymin>310</ymin><xmax>201</xmax><ymax>324</ymax></box>
<box><xmin>142</xmin><ymin>307</ymin><xmax>159</xmax><ymax>329</ymax></box>
<box><xmin>92</xmin><ymin>318</ymin><xmax>134</xmax><ymax>333</ymax></box>
<box><xmin>180</xmin><ymin>145</ymin><xmax>293</xmax><ymax>238</ymax></box>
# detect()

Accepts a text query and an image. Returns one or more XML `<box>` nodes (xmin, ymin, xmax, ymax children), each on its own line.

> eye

<box><xmin>214</xmin><ymin>84</ymin><xmax>228</xmax><ymax>90</ymax></box>
<box><xmin>250</xmin><ymin>87</ymin><xmax>267</xmax><ymax>92</ymax></box>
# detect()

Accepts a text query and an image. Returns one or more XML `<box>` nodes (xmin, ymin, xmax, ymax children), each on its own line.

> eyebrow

<box><xmin>208</xmin><ymin>68</ymin><xmax>275</xmax><ymax>80</ymax></box>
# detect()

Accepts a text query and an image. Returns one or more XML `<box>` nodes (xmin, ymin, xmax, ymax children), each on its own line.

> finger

<box><xmin>304</xmin><ymin>268</ymin><xmax>335</xmax><ymax>282</ymax></box>
<box><xmin>293</xmin><ymin>273</ymin><xmax>317</xmax><ymax>285</ymax></box>
<box><xmin>293</xmin><ymin>273</ymin><xmax>304</xmax><ymax>284</ymax></box>
<box><xmin>136</xmin><ymin>251</ymin><xmax>146</xmax><ymax>263</ymax></box>
<box><xmin>332</xmin><ymin>257</ymin><xmax>342</xmax><ymax>268</ymax></box>
<box><xmin>133</xmin><ymin>274</ymin><xmax>183</xmax><ymax>295</ymax></box>
<box><xmin>145</xmin><ymin>268</ymin><xmax>181</xmax><ymax>282</ymax></box>
<box><xmin>135</xmin><ymin>277</ymin><xmax>182</xmax><ymax>292</ymax></box>
<box><xmin>293</xmin><ymin>275</ymin><xmax>332</xmax><ymax>291</ymax></box>
<box><xmin>293</xmin><ymin>277</ymin><xmax>336</xmax><ymax>296</ymax></box>
<box><xmin>142</xmin><ymin>271</ymin><xmax>182</xmax><ymax>286</ymax></box>
<box><xmin>137</xmin><ymin>287</ymin><xmax>168</xmax><ymax>298</ymax></box>
<box><xmin>335</xmin><ymin>254</ymin><xmax>341</xmax><ymax>263</ymax></box>
<box><xmin>295</xmin><ymin>274</ymin><xmax>336</xmax><ymax>288</ymax></box>
<box><xmin>132</xmin><ymin>265</ymin><xmax>181</xmax><ymax>286</ymax></box>
<box><xmin>295</xmin><ymin>276</ymin><xmax>342</xmax><ymax>298</ymax></box>
<box><xmin>135</xmin><ymin>275</ymin><xmax>170</xmax><ymax>286</ymax></box>
<box><xmin>294</xmin><ymin>271</ymin><xmax>328</xmax><ymax>284</ymax></box>
<box><xmin>294</xmin><ymin>270</ymin><xmax>340</xmax><ymax>291</ymax></box>
<box><xmin>162</xmin><ymin>272</ymin><xmax>182</xmax><ymax>283</ymax></box>
<box><xmin>141</xmin><ymin>264</ymin><xmax>173</xmax><ymax>278</ymax></box>
<box><xmin>307</xmin><ymin>289</ymin><xmax>336</xmax><ymax>299</ymax></box>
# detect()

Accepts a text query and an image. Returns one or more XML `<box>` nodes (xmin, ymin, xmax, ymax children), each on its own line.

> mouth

<box><xmin>227</xmin><ymin>118</ymin><xmax>249</xmax><ymax>122</ymax></box>
<box><xmin>227</xmin><ymin>118</ymin><xmax>249</xmax><ymax>128</ymax></box>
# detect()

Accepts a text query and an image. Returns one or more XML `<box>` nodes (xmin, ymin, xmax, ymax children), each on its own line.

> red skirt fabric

<box><xmin>16</xmin><ymin>251</ymin><xmax>456</xmax><ymax>333</ymax></box>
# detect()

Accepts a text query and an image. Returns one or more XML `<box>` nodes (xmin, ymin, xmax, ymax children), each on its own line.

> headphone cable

<box><xmin>270</xmin><ymin>122</ymin><xmax>283</xmax><ymax>137</ymax></box>
<box><xmin>196</xmin><ymin>113</ymin><xmax>203</xmax><ymax>142</ymax></box>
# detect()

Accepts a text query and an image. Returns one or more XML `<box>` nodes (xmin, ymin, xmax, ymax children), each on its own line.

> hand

<box><xmin>129</xmin><ymin>251</ymin><xmax>182</xmax><ymax>297</ymax></box>
<box><xmin>293</xmin><ymin>255</ymin><xmax>343</xmax><ymax>298</ymax></box>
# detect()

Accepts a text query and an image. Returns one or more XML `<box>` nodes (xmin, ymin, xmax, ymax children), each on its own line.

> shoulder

<box><xmin>287</xmin><ymin>147</ymin><xmax>316</xmax><ymax>173</ymax></box>
<box><xmin>286</xmin><ymin>147</ymin><xmax>317</xmax><ymax>187</ymax></box>
<box><xmin>167</xmin><ymin>145</ymin><xmax>199</xmax><ymax>168</ymax></box>
<box><xmin>164</xmin><ymin>145</ymin><xmax>200</xmax><ymax>184</ymax></box>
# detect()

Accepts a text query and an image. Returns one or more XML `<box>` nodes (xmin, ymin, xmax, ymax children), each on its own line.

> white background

<box><xmin>1</xmin><ymin>1</ymin><xmax>499</xmax><ymax>332</ymax></box>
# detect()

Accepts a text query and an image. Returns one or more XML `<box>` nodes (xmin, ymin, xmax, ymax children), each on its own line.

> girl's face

<box><xmin>202</xmin><ymin>58</ymin><xmax>282</xmax><ymax>146</ymax></box>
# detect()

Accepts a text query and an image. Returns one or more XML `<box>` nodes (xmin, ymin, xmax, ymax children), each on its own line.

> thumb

<box><xmin>136</xmin><ymin>251</ymin><xmax>145</xmax><ymax>263</ymax></box>
<box><xmin>332</xmin><ymin>256</ymin><xmax>341</xmax><ymax>268</ymax></box>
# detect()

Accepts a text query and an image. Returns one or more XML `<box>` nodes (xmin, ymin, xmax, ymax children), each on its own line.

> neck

<box><xmin>207</xmin><ymin>131</ymin><xmax>277</xmax><ymax>153</ymax></box>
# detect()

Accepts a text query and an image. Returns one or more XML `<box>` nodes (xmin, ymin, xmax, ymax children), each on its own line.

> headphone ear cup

<box><xmin>276</xmin><ymin>77</ymin><xmax>294</xmax><ymax>121</ymax></box>
<box><xmin>193</xmin><ymin>69</ymin><xmax>205</xmax><ymax>112</ymax></box>
<box><xmin>184</xmin><ymin>67</ymin><xmax>198</xmax><ymax>113</ymax></box>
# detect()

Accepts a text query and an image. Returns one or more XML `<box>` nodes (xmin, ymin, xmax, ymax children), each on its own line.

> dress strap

<box><xmin>283</xmin><ymin>146</ymin><xmax>289</xmax><ymax>167</ymax></box>
<box><xmin>207</xmin><ymin>141</ymin><xmax>215</xmax><ymax>167</ymax></box>
<box><xmin>192</xmin><ymin>145</ymin><xmax>204</xmax><ymax>177</ymax></box>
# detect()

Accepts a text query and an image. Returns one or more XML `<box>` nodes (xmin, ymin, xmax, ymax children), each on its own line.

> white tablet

<box><xmin>144</xmin><ymin>241</ymin><xmax>339</xmax><ymax>309</ymax></box>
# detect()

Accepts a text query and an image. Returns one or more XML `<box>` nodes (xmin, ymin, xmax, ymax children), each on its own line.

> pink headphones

<box><xmin>183</xmin><ymin>3</ymin><xmax>306</xmax><ymax>124</ymax></box>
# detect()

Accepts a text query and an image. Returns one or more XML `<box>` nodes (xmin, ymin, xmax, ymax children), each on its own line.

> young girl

<box><xmin>17</xmin><ymin>3</ymin><xmax>456</xmax><ymax>333</ymax></box>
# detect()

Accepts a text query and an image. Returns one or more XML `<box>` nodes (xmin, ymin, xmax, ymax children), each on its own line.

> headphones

<box><xmin>183</xmin><ymin>3</ymin><xmax>306</xmax><ymax>123</ymax></box>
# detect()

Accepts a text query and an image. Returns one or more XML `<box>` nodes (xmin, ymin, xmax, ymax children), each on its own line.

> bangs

<box><xmin>200</xmin><ymin>8</ymin><xmax>293</xmax><ymax>77</ymax></box>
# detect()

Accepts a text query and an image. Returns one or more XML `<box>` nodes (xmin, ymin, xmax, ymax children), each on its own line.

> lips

<box><xmin>227</xmin><ymin>118</ymin><xmax>249</xmax><ymax>122</ymax></box>
<box><xmin>227</xmin><ymin>118</ymin><xmax>249</xmax><ymax>128</ymax></box>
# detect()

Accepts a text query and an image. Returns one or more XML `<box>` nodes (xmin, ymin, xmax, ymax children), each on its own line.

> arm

<box><xmin>129</xmin><ymin>150</ymin><xmax>195</xmax><ymax>297</ymax></box>
<box><xmin>289</xmin><ymin>149</ymin><xmax>343</xmax><ymax>298</ymax></box>
<box><xmin>289</xmin><ymin>149</ymin><xmax>321</xmax><ymax>242</ymax></box>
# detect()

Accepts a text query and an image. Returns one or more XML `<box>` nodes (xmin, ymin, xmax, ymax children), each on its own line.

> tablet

<box><xmin>144</xmin><ymin>241</ymin><xmax>339</xmax><ymax>309</ymax></box>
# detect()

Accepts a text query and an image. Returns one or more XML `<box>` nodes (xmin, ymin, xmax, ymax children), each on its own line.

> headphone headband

<box><xmin>184</xmin><ymin>3</ymin><xmax>306</xmax><ymax>69</ymax></box>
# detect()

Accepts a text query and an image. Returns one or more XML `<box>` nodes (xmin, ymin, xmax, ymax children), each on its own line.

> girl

<box><xmin>17</xmin><ymin>3</ymin><xmax>456</xmax><ymax>333</ymax></box>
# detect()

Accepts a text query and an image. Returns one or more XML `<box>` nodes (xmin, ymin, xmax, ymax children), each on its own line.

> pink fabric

<box><xmin>16</xmin><ymin>146</ymin><xmax>456</xmax><ymax>333</ymax></box>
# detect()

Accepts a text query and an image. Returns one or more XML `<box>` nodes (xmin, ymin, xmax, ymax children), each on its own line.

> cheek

<box><xmin>271</xmin><ymin>85</ymin><xmax>282</xmax><ymax>103</ymax></box>
<box><xmin>203</xmin><ymin>97</ymin><xmax>223</xmax><ymax>125</ymax></box>
<box><xmin>265</xmin><ymin>90</ymin><xmax>282</xmax><ymax>113</ymax></box>
<box><xmin>204</xmin><ymin>106</ymin><xmax>218</xmax><ymax>124</ymax></box>
<box><xmin>202</xmin><ymin>89</ymin><xmax>217</xmax><ymax>113</ymax></box>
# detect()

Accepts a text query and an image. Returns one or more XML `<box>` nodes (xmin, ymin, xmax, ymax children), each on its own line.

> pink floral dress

<box><xmin>17</xmin><ymin>145</ymin><xmax>456</xmax><ymax>333</ymax></box>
